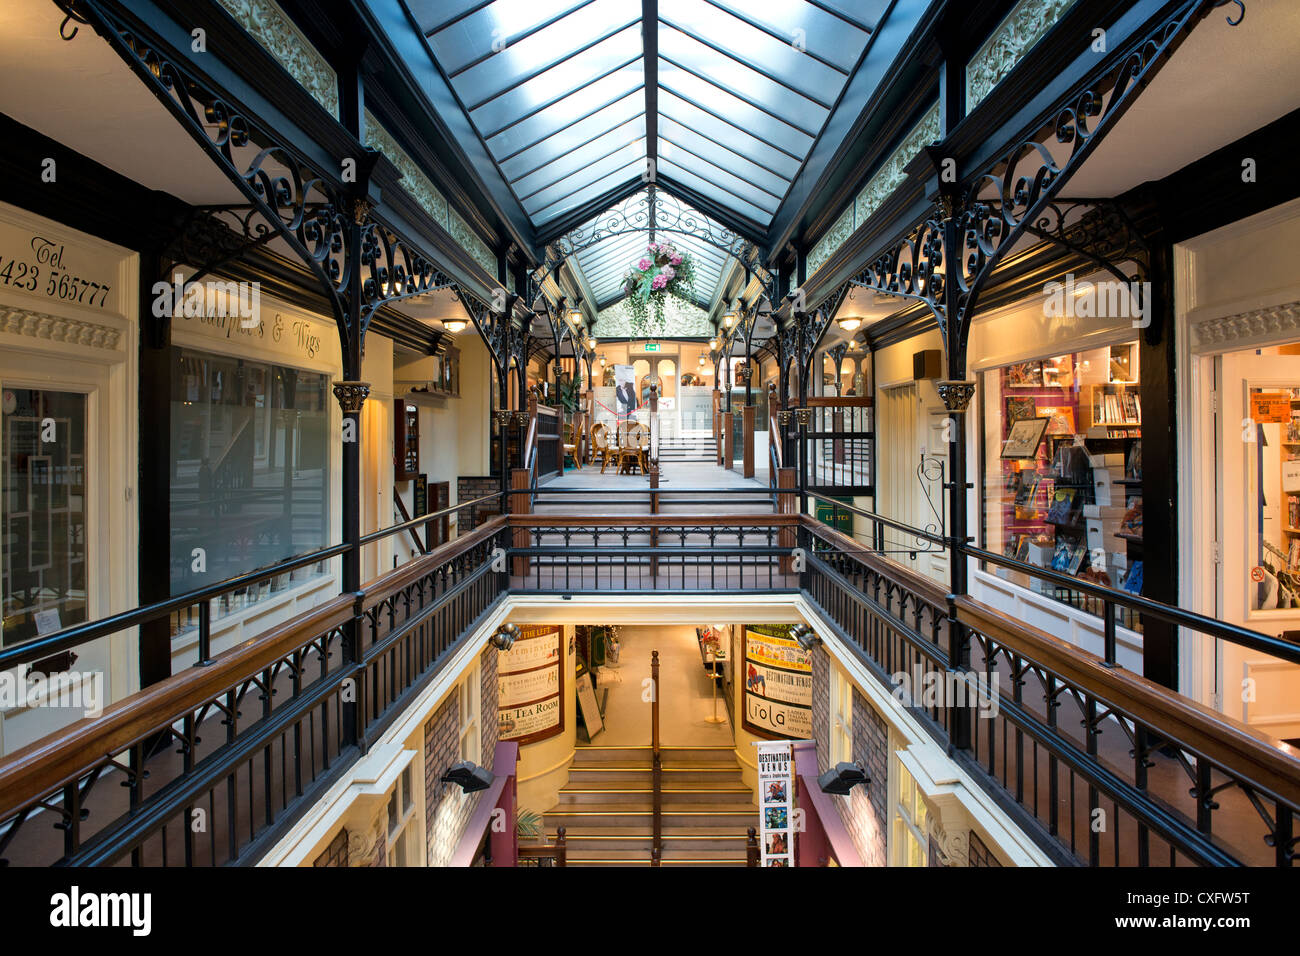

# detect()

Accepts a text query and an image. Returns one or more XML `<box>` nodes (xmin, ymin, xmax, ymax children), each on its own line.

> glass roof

<box><xmin>562</xmin><ymin>188</ymin><xmax>738</xmax><ymax>310</ymax></box>
<box><xmin>413</xmin><ymin>0</ymin><xmax>888</xmax><ymax>234</ymax></box>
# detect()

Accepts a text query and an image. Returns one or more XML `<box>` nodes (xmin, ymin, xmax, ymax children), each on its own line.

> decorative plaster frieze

<box><xmin>0</xmin><ymin>307</ymin><xmax>122</xmax><ymax>351</ymax></box>
<box><xmin>364</xmin><ymin>114</ymin><xmax>499</xmax><ymax>278</ymax></box>
<box><xmin>806</xmin><ymin>103</ymin><xmax>940</xmax><ymax>280</ymax></box>
<box><xmin>966</xmin><ymin>0</ymin><xmax>1077</xmax><ymax>111</ymax></box>
<box><xmin>1191</xmin><ymin>301</ymin><xmax>1300</xmax><ymax>347</ymax></box>
<box><xmin>448</xmin><ymin>207</ymin><xmax>497</xmax><ymax>277</ymax></box>
<box><xmin>216</xmin><ymin>0</ymin><xmax>339</xmax><ymax>118</ymax></box>
<box><xmin>853</xmin><ymin>103</ymin><xmax>940</xmax><ymax>230</ymax></box>
<box><xmin>591</xmin><ymin>298</ymin><xmax>714</xmax><ymax>339</ymax></box>
<box><xmin>364</xmin><ymin>114</ymin><xmax>450</xmax><ymax>226</ymax></box>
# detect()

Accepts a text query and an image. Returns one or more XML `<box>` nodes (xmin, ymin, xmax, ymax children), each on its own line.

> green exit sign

<box><xmin>642</xmin><ymin>342</ymin><xmax>660</xmax><ymax>352</ymax></box>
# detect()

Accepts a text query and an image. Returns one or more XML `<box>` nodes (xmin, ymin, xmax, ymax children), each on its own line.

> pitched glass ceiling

<box><xmin>411</xmin><ymin>0</ymin><xmax>888</xmax><ymax>233</ymax></box>
<box><xmin>565</xmin><ymin>189</ymin><xmax>733</xmax><ymax>310</ymax></box>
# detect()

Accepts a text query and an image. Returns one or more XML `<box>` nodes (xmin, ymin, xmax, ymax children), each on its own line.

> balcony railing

<box><xmin>2</xmin><ymin>485</ymin><xmax>1296</xmax><ymax>867</ymax></box>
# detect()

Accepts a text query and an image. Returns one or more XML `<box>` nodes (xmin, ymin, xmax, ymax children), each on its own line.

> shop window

<box><xmin>386</xmin><ymin>764</ymin><xmax>419</xmax><ymax>867</ymax></box>
<box><xmin>891</xmin><ymin>761</ymin><xmax>928</xmax><ymax>867</ymax></box>
<box><xmin>830</xmin><ymin>670</ymin><xmax>853</xmax><ymax>767</ymax></box>
<box><xmin>1243</xmin><ymin>383</ymin><xmax>1300</xmax><ymax>612</ymax></box>
<box><xmin>458</xmin><ymin>666</ymin><xmax>480</xmax><ymax>765</ymax></box>
<box><xmin>1</xmin><ymin>389</ymin><xmax>87</xmax><ymax>646</ymax></box>
<box><xmin>979</xmin><ymin>344</ymin><xmax>1144</xmax><ymax>627</ymax></box>
<box><xmin>168</xmin><ymin>348</ymin><xmax>331</xmax><ymax>627</ymax></box>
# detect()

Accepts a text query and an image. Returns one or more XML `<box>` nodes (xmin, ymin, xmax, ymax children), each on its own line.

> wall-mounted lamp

<box><xmin>489</xmin><ymin>622</ymin><xmax>520</xmax><ymax>651</ymax></box>
<box><xmin>709</xmin><ymin>338</ymin><xmax>719</xmax><ymax>351</ymax></box>
<box><xmin>441</xmin><ymin>760</ymin><xmax>494</xmax><ymax>794</ymax></box>
<box><xmin>848</xmin><ymin>340</ymin><xmax>860</xmax><ymax>351</ymax></box>
<box><xmin>567</xmin><ymin>308</ymin><xmax>583</xmax><ymax>327</ymax></box>
<box><xmin>817</xmin><ymin>761</ymin><xmax>870</xmax><ymax>795</ymax></box>
<box><xmin>723</xmin><ymin>310</ymin><xmax>737</xmax><ymax>329</ymax></box>
<box><xmin>698</xmin><ymin>355</ymin><xmax>706</xmax><ymax>367</ymax></box>
<box><xmin>599</xmin><ymin>353</ymin><xmax>607</xmax><ymax>367</ymax></box>
<box><xmin>588</xmin><ymin>337</ymin><xmax>598</xmax><ymax>348</ymax></box>
<box><xmin>443</xmin><ymin>319</ymin><xmax>468</xmax><ymax>334</ymax></box>
<box><xmin>790</xmin><ymin>623</ymin><xmax>821</xmax><ymax>651</ymax></box>
<box><xmin>837</xmin><ymin>317</ymin><xmax>862</xmax><ymax>333</ymax></box>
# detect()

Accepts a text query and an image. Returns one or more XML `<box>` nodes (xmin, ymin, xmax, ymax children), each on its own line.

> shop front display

<box><xmin>980</xmin><ymin>343</ymin><xmax>1144</xmax><ymax>625</ymax></box>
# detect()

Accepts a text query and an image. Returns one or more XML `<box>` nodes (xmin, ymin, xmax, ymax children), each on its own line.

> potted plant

<box><xmin>515</xmin><ymin>808</ymin><xmax>544</xmax><ymax>844</ymax></box>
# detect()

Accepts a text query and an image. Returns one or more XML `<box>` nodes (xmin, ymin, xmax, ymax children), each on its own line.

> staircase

<box><xmin>544</xmin><ymin>745</ymin><xmax>756</xmax><ymax>866</ymax></box>
<box><xmin>657</xmin><ymin>435</ymin><xmax>716</xmax><ymax>463</ymax></box>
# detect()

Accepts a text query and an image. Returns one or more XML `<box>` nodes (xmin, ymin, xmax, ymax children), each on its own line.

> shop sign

<box><xmin>742</xmin><ymin>628</ymin><xmax>812</xmax><ymax>739</ymax></box>
<box><xmin>0</xmin><ymin>226</ymin><xmax>118</xmax><ymax>314</ymax></box>
<box><xmin>497</xmin><ymin>625</ymin><xmax>564</xmax><ymax>743</ymax></box>
<box><xmin>815</xmin><ymin>497</ymin><xmax>853</xmax><ymax>534</ymax></box>
<box><xmin>1250</xmin><ymin>392</ymin><xmax>1291</xmax><ymax>423</ymax></box>
<box><xmin>755</xmin><ymin>740</ymin><xmax>795</xmax><ymax>867</ymax></box>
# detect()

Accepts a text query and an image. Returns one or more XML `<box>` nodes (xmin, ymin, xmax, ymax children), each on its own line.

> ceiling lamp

<box><xmin>848</xmin><ymin>340</ymin><xmax>859</xmax><ymax>351</ymax></box>
<box><xmin>588</xmin><ymin>337</ymin><xmax>598</xmax><ymax>348</ymax></box>
<box><xmin>837</xmin><ymin>317</ymin><xmax>862</xmax><ymax>333</ymax></box>
<box><xmin>599</xmin><ymin>354</ymin><xmax>606</xmax><ymax>367</ymax></box>
<box><xmin>566</xmin><ymin>308</ymin><xmax>583</xmax><ymax>326</ymax></box>
<box><xmin>443</xmin><ymin>319</ymin><xmax>468</xmax><ymax>334</ymax></box>
<box><xmin>698</xmin><ymin>355</ymin><xmax>706</xmax><ymax>367</ymax></box>
<box><xmin>709</xmin><ymin>338</ymin><xmax>719</xmax><ymax>351</ymax></box>
<box><xmin>723</xmin><ymin>310</ymin><xmax>736</xmax><ymax>329</ymax></box>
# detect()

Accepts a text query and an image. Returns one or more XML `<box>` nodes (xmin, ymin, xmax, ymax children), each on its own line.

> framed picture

<box><xmin>1001</xmin><ymin>416</ymin><xmax>1050</xmax><ymax>460</ymax></box>
<box><xmin>1040</xmin><ymin>405</ymin><xmax>1076</xmax><ymax>436</ymax></box>
<box><xmin>1005</xmin><ymin>396</ymin><xmax>1037</xmax><ymax>426</ymax></box>
<box><xmin>1005</xmin><ymin>361</ymin><xmax>1043</xmax><ymax>388</ymax></box>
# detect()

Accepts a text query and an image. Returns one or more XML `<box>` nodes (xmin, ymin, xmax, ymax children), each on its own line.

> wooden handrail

<box><xmin>955</xmin><ymin>595</ymin><xmax>1300</xmax><ymax>809</ymax></box>
<box><xmin>0</xmin><ymin>517</ymin><xmax>508</xmax><ymax>823</ymax></box>
<box><xmin>800</xmin><ymin>515</ymin><xmax>950</xmax><ymax>608</ymax></box>
<box><xmin>510</xmin><ymin>513</ymin><xmax>799</xmax><ymax>528</ymax></box>
<box><xmin>769</xmin><ymin>415</ymin><xmax>782</xmax><ymax>469</ymax></box>
<box><xmin>806</xmin><ymin>396</ymin><xmax>873</xmax><ymax>407</ymax></box>
<box><xmin>651</xmin><ymin>649</ymin><xmax>661</xmax><ymax>866</ymax></box>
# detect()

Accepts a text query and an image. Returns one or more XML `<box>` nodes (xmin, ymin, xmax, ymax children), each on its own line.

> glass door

<box><xmin>1216</xmin><ymin>349</ymin><xmax>1300</xmax><ymax>738</ymax></box>
<box><xmin>1</xmin><ymin>387</ymin><xmax>88</xmax><ymax>646</ymax></box>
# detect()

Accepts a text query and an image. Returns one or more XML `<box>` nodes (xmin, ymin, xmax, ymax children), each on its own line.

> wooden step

<box><xmin>554</xmin><ymin>787</ymin><xmax>754</xmax><ymax>806</ymax></box>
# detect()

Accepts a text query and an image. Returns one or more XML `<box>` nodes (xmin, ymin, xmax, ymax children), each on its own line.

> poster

<box><xmin>1251</xmin><ymin>392</ymin><xmax>1291</xmax><ymax>423</ymax></box>
<box><xmin>755</xmin><ymin>740</ymin><xmax>795</xmax><ymax>867</ymax></box>
<box><xmin>613</xmin><ymin>364</ymin><xmax>637</xmax><ymax>415</ymax></box>
<box><xmin>497</xmin><ymin>624</ymin><xmax>564</xmax><ymax>743</ymax></box>
<box><xmin>743</xmin><ymin>628</ymin><xmax>812</xmax><ymax>739</ymax></box>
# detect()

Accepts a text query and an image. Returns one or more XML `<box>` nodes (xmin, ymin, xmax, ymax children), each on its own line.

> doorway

<box><xmin>1208</xmin><ymin>347</ymin><xmax>1300</xmax><ymax>739</ymax></box>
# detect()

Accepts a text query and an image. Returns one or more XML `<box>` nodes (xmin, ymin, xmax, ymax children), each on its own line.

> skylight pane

<box><xmin>498</xmin><ymin>90</ymin><xmax>643</xmax><ymax>174</ymax></box>
<box><xmin>657</xmin><ymin>91</ymin><xmax>803</xmax><ymax>175</ymax></box>
<box><xmin>657</xmin><ymin>148</ymin><xmax>780</xmax><ymax>213</ymax></box>
<box><xmin>512</xmin><ymin>118</ymin><xmax>645</xmax><ymax>197</ymax></box>
<box><xmin>658</xmin><ymin>119</ymin><xmax>790</xmax><ymax>196</ymax></box>
<box><xmin>521</xmin><ymin>139</ymin><xmax>646</xmax><ymax>212</ymax></box>
<box><xmin>484</xmin><ymin>69</ymin><xmax>643</xmax><ymax>160</ymax></box>
<box><xmin>658</xmin><ymin>61</ymin><xmax>815</xmax><ymax>150</ymax></box>
<box><xmin>532</xmin><ymin>160</ymin><xmax>646</xmax><ymax>225</ymax></box>
<box><xmin>425</xmin><ymin>0</ymin><xmax>588</xmax><ymax>73</ymax></box>
<box><xmin>469</xmin><ymin>25</ymin><xmax>643</xmax><ymax>138</ymax></box>
<box><xmin>657</xmin><ymin>160</ymin><xmax>772</xmax><ymax>224</ymax></box>
<box><xmin>658</xmin><ymin>0</ymin><xmax>844</xmax><ymax>108</ymax></box>
<box><xmin>704</xmin><ymin>0</ymin><xmax>870</xmax><ymax>73</ymax></box>
<box><xmin>449</xmin><ymin>0</ymin><xmax>639</xmax><ymax>108</ymax></box>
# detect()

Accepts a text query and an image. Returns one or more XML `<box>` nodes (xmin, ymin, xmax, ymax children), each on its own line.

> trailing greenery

<box><xmin>621</xmin><ymin>239</ymin><xmax>697</xmax><ymax>336</ymax></box>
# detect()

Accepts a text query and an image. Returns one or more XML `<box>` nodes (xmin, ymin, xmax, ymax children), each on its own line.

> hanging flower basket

<box><xmin>621</xmin><ymin>241</ymin><xmax>696</xmax><ymax>336</ymax></box>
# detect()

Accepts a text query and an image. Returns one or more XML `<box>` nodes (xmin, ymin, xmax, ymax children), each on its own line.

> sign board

<box><xmin>755</xmin><ymin>740</ymin><xmax>795</xmax><ymax>867</ymax></box>
<box><xmin>413</xmin><ymin>474</ymin><xmax>428</xmax><ymax>517</ymax></box>
<box><xmin>814</xmin><ymin>497</ymin><xmax>853</xmax><ymax>535</ymax></box>
<box><xmin>497</xmin><ymin>625</ymin><xmax>564</xmax><ymax>744</ymax></box>
<box><xmin>1251</xmin><ymin>392</ymin><xmax>1291</xmax><ymax>423</ymax></box>
<box><xmin>642</xmin><ymin>343</ymin><xmax>660</xmax><ymax>352</ymax></box>
<box><xmin>575</xmin><ymin>671</ymin><xmax>603</xmax><ymax>738</ymax></box>
<box><xmin>742</xmin><ymin>628</ymin><xmax>812</xmax><ymax>740</ymax></box>
<box><xmin>1284</xmin><ymin>459</ymin><xmax>1300</xmax><ymax>494</ymax></box>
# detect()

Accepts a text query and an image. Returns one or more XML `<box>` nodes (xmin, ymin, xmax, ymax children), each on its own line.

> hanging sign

<box><xmin>754</xmin><ymin>740</ymin><xmax>795</xmax><ymax>867</ymax></box>
<box><xmin>742</xmin><ymin>628</ymin><xmax>813</xmax><ymax>739</ymax></box>
<box><xmin>1250</xmin><ymin>392</ymin><xmax>1291</xmax><ymax>423</ymax></box>
<box><xmin>497</xmin><ymin>625</ymin><xmax>564</xmax><ymax>744</ymax></box>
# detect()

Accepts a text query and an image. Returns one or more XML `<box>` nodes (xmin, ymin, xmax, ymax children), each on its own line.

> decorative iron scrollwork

<box><xmin>331</xmin><ymin>381</ymin><xmax>371</xmax><ymax>413</ymax></box>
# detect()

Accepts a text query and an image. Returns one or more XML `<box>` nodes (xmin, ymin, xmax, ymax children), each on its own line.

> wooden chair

<box><xmin>619</xmin><ymin>422</ymin><xmax>650</xmax><ymax>474</ymax></box>
<box><xmin>592</xmin><ymin>423</ymin><xmax>615</xmax><ymax>474</ymax></box>
<box><xmin>562</xmin><ymin>422</ymin><xmax>581</xmax><ymax>471</ymax></box>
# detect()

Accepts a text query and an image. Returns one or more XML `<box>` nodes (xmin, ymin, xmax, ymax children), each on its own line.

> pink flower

<box><xmin>670</xmin><ymin>254</ymin><xmax>682</xmax><ymax>265</ymax></box>
<box><xmin>651</xmin><ymin>274</ymin><xmax>668</xmax><ymax>291</ymax></box>
<box><xmin>637</xmin><ymin>257</ymin><xmax>652</xmax><ymax>271</ymax></box>
<box><xmin>647</xmin><ymin>242</ymin><xmax>658</xmax><ymax>253</ymax></box>
<box><xmin>661</xmin><ymin>265</ymin><xmax>675</xmax><ymax>280</ymax></box>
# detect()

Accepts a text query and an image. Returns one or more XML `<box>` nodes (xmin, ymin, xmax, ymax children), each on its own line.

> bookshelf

<box><xmin>1280</xmin><ymin>388</ymin><xmax>1300</xmax><ymax>570</ymax></box>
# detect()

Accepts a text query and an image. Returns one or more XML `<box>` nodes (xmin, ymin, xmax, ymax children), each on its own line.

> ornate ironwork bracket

<box><xmin>332</xmin><ymin>381</ymin><xmax>371</xmax><ymax>413</ymax></box>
